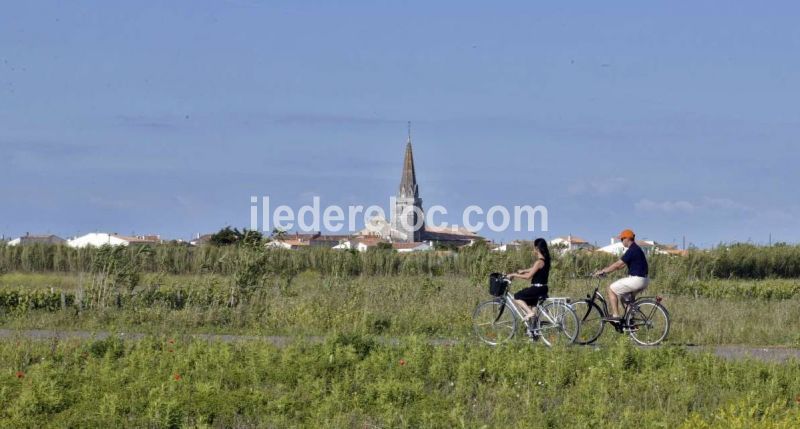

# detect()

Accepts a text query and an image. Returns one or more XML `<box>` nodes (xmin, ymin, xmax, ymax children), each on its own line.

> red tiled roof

<box><xmin>355</xmin><ymin>237</ymin><xmax>387</xmax><ymax>246</ymax></box>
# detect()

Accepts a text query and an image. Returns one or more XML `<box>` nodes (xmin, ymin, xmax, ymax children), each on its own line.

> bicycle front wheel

<box><xmin>473</xmin><ymin>300</ymin><xmax>517</xmax><ymax>345</ymax></box>
<box><xmin>537</xmin><ymin>301</ymin><xmax>579</xmax><ymax>347</ymax></box>
<box><xmin>572</xmin><ymin>299</ymin><xmax>605</xmax><ymax>345</ymax></box>
<box><xmin>626</xmin><ymin>299</ymin><xmax>670</xmax><ymax>346</ymax></box>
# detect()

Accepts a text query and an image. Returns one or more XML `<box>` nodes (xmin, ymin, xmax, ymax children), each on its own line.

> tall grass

<box><xmin>2</xmin><ymin>242</ymin><xmax>800</xmax><ymax>279</ymax></box>
<box><xmin>3</xmin><ymin>273</ymin><xmax>800</xmax><ymax>346</ymax></box>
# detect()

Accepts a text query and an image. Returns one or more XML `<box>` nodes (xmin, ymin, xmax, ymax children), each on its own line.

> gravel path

<box><xmin>1</xmin><ymin>329</ymin><xmax>798</xmax><ymax>363</ymax></box>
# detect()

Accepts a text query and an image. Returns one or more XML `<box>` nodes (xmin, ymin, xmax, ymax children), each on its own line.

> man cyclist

<box><xmin>593</xmin><ymin>229</ymin><xmax>649</xmax><ymax>321</ymax></box>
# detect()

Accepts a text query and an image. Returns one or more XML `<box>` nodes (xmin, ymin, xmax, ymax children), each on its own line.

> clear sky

<box><xmin>2</xmin><ymin>1</ymin><xmax>798</xmax><ymax>247</ymax></box>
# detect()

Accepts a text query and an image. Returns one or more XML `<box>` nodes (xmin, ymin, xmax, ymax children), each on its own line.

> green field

<box><xmin>2</xmin><ymin>335</ymin><xmax>800</xmax><ymax>428</ymax></box>
<box><xmin>2</xmin><ymin>244</ymin><xmax>800</xmax><ymax>427</ymax></box>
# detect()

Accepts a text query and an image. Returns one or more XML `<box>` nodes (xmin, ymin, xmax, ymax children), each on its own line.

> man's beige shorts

<box><xmin>610</xmin><ymin>276</ymin><xmax>650</xmax><ymax>297</ymax></box>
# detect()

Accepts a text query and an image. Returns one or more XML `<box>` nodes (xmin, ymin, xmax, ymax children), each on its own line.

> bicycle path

<box><xmin>1</xmin><ymin>328</ymin><xmax>799</xmax><ymax>363</ymax></box>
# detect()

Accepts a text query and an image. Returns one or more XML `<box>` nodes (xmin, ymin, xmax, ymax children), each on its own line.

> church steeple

<box><xmin>392</xmin><ymin>122</ymin><xmax>424</xmax><ymax>242</ymax></box>
<box><xmin>398</xmin><ymin>135</ymin><xmax>419</xmax><ymax>198</ymax></box>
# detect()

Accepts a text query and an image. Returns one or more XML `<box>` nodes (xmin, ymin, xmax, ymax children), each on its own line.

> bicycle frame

<box><xmin>498</xmin><ymin>291</ymin><xmax>561</xmax><ymax>327</ymax></box>
<box><xmin>585</xmin><ymin>286</ymin><xmax>611</xmax><ymax>318</ymax></box>
<box><xmin>583</xmin><ymin>277</ymin><xmax>662</xmax><ymax>322</ymax></box>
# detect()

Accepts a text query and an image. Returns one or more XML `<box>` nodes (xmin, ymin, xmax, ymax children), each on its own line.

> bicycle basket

<box><xmin>488</xmin><ymin>272</ymin><xmax>508</xmax><ymax>296</ymax></box>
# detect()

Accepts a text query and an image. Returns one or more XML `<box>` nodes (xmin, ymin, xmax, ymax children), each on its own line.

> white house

<box><xmin>490</xmin><ymin>242</ymin><xmax>518</xmax><ymax>252</ymax></box>
<box><xmin>490</xmin><ymin>240</ymin><xmax>533</xmax><ymax>252</ymax></box>
<box><xmin>67</xmin><ymin>233</ymin><xmax>161</xmax><ymax>248</ymax></box>
<box><xmin>189</xmin><ymin>234</ymin><xmax>214</xmax><ymax>246</ymax></box>
<box><xmin>597</xmin><ymin>238</ymin><xmax>656</xmax><ymax>256</ymax></box>
<box><xmin>265</xmin><ymin>239</ymin><xmax>309</xmax><ymax>250</ymax></box>
<box><xmin>550</xmin><ymin>235</ymin><xmax>595</xmax><ymax>254</ymax></box>
<box><xmin>332</xmin><ymin>237</ymin><xmax>386</xmax><ymax>252</ymax></box>
<box><xmin>392</xmin><ymin>241</ymin><xmax>433</xmax><ymax>253</ymax></box>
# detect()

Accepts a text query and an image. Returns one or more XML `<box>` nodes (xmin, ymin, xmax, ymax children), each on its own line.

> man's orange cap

<box><xmin>618</xmin><ymin>229</ymin><xmax>635</xmax><ymax>240</ymax></box>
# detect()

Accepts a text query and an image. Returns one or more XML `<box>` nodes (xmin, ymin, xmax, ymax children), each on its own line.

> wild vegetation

<box><xmin>2</xmin><ymin>241</ymin><xmax>800</xmax><ymax>426</ymax></box>
<box><xmin>2</xmin><ymin>335</ymin><xmax>800</xmax><ymax>428</ymax></box>
<box><xmin>2</xmin><ymin>241</ymin><xmax>800</xmax><ymax>279</ymax></box>
<box><xmin>2</xmin><ymin>272</ymin><xmax>800</xmax><ymax>346</ymax></box>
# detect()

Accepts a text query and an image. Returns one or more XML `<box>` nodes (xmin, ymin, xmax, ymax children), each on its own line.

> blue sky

<box><xmin>1</xmin><ymin>1</ymin><xmax>798</xmax><ymax>247</ymax></box>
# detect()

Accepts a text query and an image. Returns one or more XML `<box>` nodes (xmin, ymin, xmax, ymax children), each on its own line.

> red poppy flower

<box><xmin>15</xmin><ymin>371</ymin><xmax>24</xmax><ymax>379</ymax></box>
<box><xmin>399</xmin><ymin>359</ymin><xmax>406</xmax><ymax>366</ymax></box>
<box><xmin>795</xmin><ymin>395</ymin><xmax>800</xmax><ymax>405</ymax></box>
<box><xmin>168</xmin><ymin>349</ymin><xmax>174</xmax><ymax>353</ymax></box>
<box><xmin>168</xmin><ymin>339</ymin><xmax>175</xmax><ymax>345</ymax></box>
<box><xmin>173</xmin><ymin>373</ymin><xmax>181</xmax><ymax>381</ymax></box>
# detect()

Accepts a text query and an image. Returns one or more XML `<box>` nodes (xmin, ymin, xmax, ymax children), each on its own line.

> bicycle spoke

<box><xmin>572</xmin><ymin>300</ymin><xmax>604</xmax><ymax>345</ymax></box>
<box><xmin>626</xmin><ymin>300</ymin><xmax>669</xmax><ymax>346</ymax></box>
<box><xmin>473</xmin><ymin>300</ymin><xmax>517</xmax><ymax>346</ymax></box>
<box><xmin>537</xmin><ymin>302</ymin><xmax>579</xmax><ymax>347</ymax></box>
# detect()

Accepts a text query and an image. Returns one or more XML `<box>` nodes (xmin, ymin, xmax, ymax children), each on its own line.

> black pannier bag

<box><xmin>488</xmin><ymin>272</ymin><xmax>508</xmax><ymax>296</ymax></box>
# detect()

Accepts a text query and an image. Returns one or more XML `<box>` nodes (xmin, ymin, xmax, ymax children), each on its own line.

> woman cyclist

<box><xmin>506</xmin><ymin>238</ymin><xmax>551</xmax><ymax>322</ymax></box>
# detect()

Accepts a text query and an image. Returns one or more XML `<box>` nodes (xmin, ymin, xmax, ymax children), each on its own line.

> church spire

<box><xmin>399</xmin><ymin>122</ymin><xmax>418</xmax><ymax>198</ymax></box>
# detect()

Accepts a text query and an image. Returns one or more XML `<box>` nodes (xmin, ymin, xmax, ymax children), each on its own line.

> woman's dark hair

<box><xmin>533</xmin><ymin>238</ymin><xmax>551</xmax><ymax>263</ymax></box>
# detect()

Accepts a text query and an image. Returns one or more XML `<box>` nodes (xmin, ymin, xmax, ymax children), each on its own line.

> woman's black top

<box><xmin>531</xmin><ymin>258</ymin><xmax>550</xmax><ymax>285</ymax></box>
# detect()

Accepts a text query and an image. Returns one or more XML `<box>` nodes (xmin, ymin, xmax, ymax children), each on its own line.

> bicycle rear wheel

<box><xmin>473</xmin><ymin>300</ymin><xmax>517</xmax><ymax>345</ymax></box>
<box><xmin>572</xmin><ymin>299</ymin><xmax>605</xmax><ymax>345</ymax></box>
<box><xmin>626</xmin><ymin>299</ymin><xmax>670</xmax><ymax>346</ymax></box>
<box><xmin>537</xmin><ymin>301</ymin><xmax>579</xmax><ymax>347</ymax></box>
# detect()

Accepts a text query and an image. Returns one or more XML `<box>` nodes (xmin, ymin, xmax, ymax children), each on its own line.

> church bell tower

<box><xmin>392</xmin><ymin>123</ymin><xmax>424</xmax><ymax>243</ymax></box>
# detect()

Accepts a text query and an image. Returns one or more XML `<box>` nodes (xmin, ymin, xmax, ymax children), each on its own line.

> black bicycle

<box><xmin>572</xmin><ymin>275</ymin><xmax>670</xmax><ymax>346</ymax></box>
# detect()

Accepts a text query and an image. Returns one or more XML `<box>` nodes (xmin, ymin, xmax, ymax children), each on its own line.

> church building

<box><xmin>358</xmin><ymin>129</ymin><xmax>482</xmax><ymax>246</ymax></box>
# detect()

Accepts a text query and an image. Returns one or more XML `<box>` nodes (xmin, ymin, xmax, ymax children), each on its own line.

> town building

<box><xmin>67</xmin><ymin>233</ymin><xmax>162</xmax><ymax>248</ymax></box>
<box><xmin>332</xmin><ymin>236</ymin><xmax>387</xmax><ymax>252</ymax></box>
<box><xmin>597</xmin><ymin>237</ymin><xmax>686</xmax><ymax>256</ymax></box>
<box><xmin>7</xmin><ymin>233</ymin><xmax>66</xmax><ymax>246</ymax></box>
<box><xmin>392</xmin><ymin>241</ymin><xmax>434</xmax><ymax>253</ymax></box>
<box><xmin>597</xmin><ymin>238</ymin><xmax>656</xmax><ymax>256</ymax></box>
<box><xmin>360</xmin><ymin>128</ymin><xmax>482</xmax><ymax>246</ymax></box>
<box><xmin>190</xmin><ymin>234</ymin><xmax>214</xmax><ymax>246</ymax></box>
<box><xmin>550</xmin><ymin>235</ymin><xmax>595</xmax><ymax>253</ymax></box>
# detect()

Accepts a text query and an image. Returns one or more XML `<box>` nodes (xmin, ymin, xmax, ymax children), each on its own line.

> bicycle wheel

<box><xmin>626</xmin><ymin>299</ymin><xmax>670</xmax><ymax>346</ymax></box>
<box><xmin>537</xmin><ymin>301</ymin><xmax>579</xmax><ymax>347</ymax></box>
<box><xmin>572</xmin><ymin>299</ymin><xmax>605</xmax><ymax>345</ymax></box>
<box><xmin>473</xmin><ymin>300</ymin><xmax>517</xmax><ymax>345</ymax></box>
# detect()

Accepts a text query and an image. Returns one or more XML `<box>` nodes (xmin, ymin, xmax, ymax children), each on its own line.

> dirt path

<box><xmin>1</xmin><ymin>328</ymin><xmax>799</xmax><ymax>363</ymax></box>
